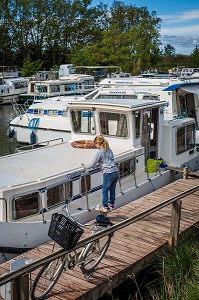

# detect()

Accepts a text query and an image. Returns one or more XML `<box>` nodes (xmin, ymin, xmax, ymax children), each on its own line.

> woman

<box><xmin>81</xmin><ymin>135</ymin><xmax>119</xmax><ymax>212</ymax></box>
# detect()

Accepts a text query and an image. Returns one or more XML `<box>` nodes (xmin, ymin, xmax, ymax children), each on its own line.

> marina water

<box><xmin>0</xmin><ymin>104</ymin><xmax>18</xmax><ymax>156</ymax></box>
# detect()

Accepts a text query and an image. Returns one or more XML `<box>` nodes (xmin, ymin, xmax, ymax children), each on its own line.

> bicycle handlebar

<box><xmin>61</xmin><ymin>203</ymin><xmax>94</xmax><ymax>227</ymax></box>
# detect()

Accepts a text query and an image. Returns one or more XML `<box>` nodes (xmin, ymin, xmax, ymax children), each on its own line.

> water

<box><xmin>0</xmin><ymin>104</ymin><xmax>18</xmax><ymax>156</ymax></box>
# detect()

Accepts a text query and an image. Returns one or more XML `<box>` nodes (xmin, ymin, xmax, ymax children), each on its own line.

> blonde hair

<box><xmin>94</xmin><ymin>135</ymin><xmax>109</xmax><ymax>150</ymax></box>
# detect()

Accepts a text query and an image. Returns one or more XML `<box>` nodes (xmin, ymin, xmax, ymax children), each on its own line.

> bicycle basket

<box><xmin>48</xmin><ymin>213</ymin><xmax>84</xmax><ymax>250</ymax></box>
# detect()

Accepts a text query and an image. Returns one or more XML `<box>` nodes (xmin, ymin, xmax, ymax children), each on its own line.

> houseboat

<box><xmin>0</xmin><ymin>76</ymin><xmax>28</xmax><ymax>105</ymax></box>
<box><xmin>1</xmin><ymin>97</ymin><xmax>198</xmax><ymax>263</ymax></box>
<box><xmin>8</xmin><ymin>80</ymin><xmax>199</xmax><ymax>145</ymax></box>
<box><xmin>18</xmin><ymin>64</ymin><xmax>96</xmax><ymax>104</ymax></box>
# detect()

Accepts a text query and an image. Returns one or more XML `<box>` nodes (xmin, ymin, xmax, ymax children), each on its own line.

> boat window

<box><xmin>47</xmin><ymin>182</ymin><xmax>72</xmax><ymax>208</ymax></box>
<box><xmin>143</xmin><ymin>95</ymin><xmax>159</xmax><ymax>100</ymax></box>
<box><xmin>33</xmin><ymin>108</ymin><xmax>44</xmax><ymax>115</ymax></box>
<box><xmin>48</xmin><ymin>109</ymin><xmax>58</xmax><ymax>116</ymax></box>
<box><xmin>34</xmin><ymin>109</ymin><xmax>39</xmax><ymax>115</ymax></box>
<box><xmin>178</xmin><ymin>95</ymin><xmax>187</xmax><ymax>116</ymax></box>
<box><xmin>12</xmin><ymin>192</ymin><xmax>39</xmax><ymax>220</ymax></box>
<box><xmin>135</xmin><ymin>111</ymin><xmax>141</xmax><ymax>139</ymax></box>
<box><xmin>81</xmin><ymin>175</ymin><xmax>91</xmax><ymax>194</ymax></box>
<box><xmin>50</xmin><ymin>85</ymin><xmax>60</xmax><ymax>93</ymax></box>
<box><xmin>118</xmin><ymin>158</ymin><xmax>135</xmax><ymax>179</ymax></box>
<box><xmin>14</xmin><ymin>82</ymin><xmax>24</xmax><ymax>89</ymax></box>
<box><xmin>100</xmin><ymin>112</ymin><xmax>128</xmax><ymax>137</ymax></box>
<box><xmin>64</xmin><ymin>84</ymin><xmax>71</xmax><ymax>91</ymax></box>
<box><xmin>37</xmin><ymin>85</ymin><xmax>47</xmax><ymax>93</ymax></box>
<box><xmin>84</xmin><ymin>80</ymin><xmax>94</xmax><ymax>89</ymax></box>
<box><xmin>62</xmin><ymin>110</ymin><xmax>68</xmax><ymax>117</ymax></box>
<box><xmin>176</xmin><ymin>124</ymin><xmax>195</xmax><ymax>154</ymax></box>
<box><xmin>96</xmin><ymin>95</ymin><xmax>137</xmax><ymax>99</ymax></box>
<box><xmin>31</xmin><ymin>83</ymin><xmax>35</xmax><ymax>93</ymax></box>
<box><xmin>71</xmin><ymin>110</ymin><xmax>94</xmax><ymax>133</ymax></box>
<box><xmin>123</xmin><ymin>95</ymin><xmax>137</xmax><ymax>99</ymax></box>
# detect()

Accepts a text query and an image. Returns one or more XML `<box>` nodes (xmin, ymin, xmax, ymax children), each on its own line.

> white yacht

<box><xmin>0</xmin><ymin>76</ymin><xmax>28</xmax><ymax>105</ymax></box>
<box><xmin>0</xmin><ymin>97</ymin><xmax>198</xmax><ymax>262</ymax></box>
<box><xmin>180</xmin><ymin>67</ymin><xmax>199</xmax><ymax>80</ymax></box>
<box><xmin>18</xmin><ymin>64</ymin><xmax>96</xmax><ymax>104</ymax></box>
<box><xmin>8</xmin><ymin>79</ymin><xmax>199</xmax><ymax>145</ymax></box>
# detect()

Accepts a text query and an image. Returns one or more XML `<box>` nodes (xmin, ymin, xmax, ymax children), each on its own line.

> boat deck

<box><xmin>0</xmin><ymin>142</ymin><xmax>129</xmax><ymax>191</ymax></box>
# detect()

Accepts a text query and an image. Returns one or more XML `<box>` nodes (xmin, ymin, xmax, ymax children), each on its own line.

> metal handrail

<box><xmin>15</xmin><ymin>138</ymin><xmax>64</xmax><ymax>152</ymax></box>
<box><xmin>0</xmin><ymin>183</ymin><xmax>198</xmax><ymax>286</ymax></box>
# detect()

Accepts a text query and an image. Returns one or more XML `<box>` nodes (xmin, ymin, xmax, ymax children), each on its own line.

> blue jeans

<box><xmin>102</xmin><ymin>171</ymin><xmax>119</xmax><ymax>208</ymax></box>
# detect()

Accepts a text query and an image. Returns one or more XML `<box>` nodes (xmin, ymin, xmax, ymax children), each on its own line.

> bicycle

<box><xmin>30</xmin><ymin>204</ymin><xmax>113</xmax><ymax>300</ymax></box>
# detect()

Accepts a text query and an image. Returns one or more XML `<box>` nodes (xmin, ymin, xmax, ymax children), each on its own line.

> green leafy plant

<box><xmin>21</xmin><ymin>55</ymin><xmax>43</xmax><ymax>77</ymax></box>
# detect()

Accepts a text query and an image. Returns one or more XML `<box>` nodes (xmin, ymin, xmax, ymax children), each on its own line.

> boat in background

<box><xmin>180</xmin><ymin>67</ymin><xmax>199</xmax><ymax>80</ymax></box>
<box><xmin>9</xmin><ymin>95</ymin><xmax>82</xmax><ymax>144</ymax></box>
<box><xmin>0</xmin><ymin>77</ymin><xmax>28</xmax><ymax>105</ymax></box>
<box><xmin>8</xmin><ymin>78</ymin><xmax>199</xmax><ymax>145</ymax></box>
<box><xmin>1</xmin><ymin>96</ymin><xmax>198</xmax><ymax>262</ymax></box>
<box><xmin>0</xmin><ymin>66</ymin><xmax>19</xmax><ymax>78</ymax></box>
<box><xmin>99</xmin><ymin>77</ymin><xmax>199</xmax><ymax>144</ymax></box>
<box><xmin>18</xmin><ymin>64</ymin><xmax>96</xmax><ymax>104</ymax></box>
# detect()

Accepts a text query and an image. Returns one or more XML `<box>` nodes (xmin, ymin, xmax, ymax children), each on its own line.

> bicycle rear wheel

<box><xmin>80</xmin><ymin>233</ymin><xmax>112</xmax><ymax>273</ymax></box>
<box><xmin>30</xmin><ymin>256</ymin><xmax>66</xmax><ymax>300</ymax></box>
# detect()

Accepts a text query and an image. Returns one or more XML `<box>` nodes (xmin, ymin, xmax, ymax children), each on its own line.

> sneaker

<box><xmin>109</xmin><ymin>204</ymin><xmax>114</xmax><ymax>210</ymax></box>
<box><xmin>95</xmin><ymin>204</ymin><xmax>109</xmax><ymax>213</ymax></box>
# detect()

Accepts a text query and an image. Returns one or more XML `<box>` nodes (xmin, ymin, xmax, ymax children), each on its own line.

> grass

<box><xmin>147</xmin><ymin>230</ymin><xmax>199</xmax><ymax>300</ymax></box>
<box><xmin>99</xmin><ymin>230</ymin><xmax>199</xmax><ymax>300</ymax></box>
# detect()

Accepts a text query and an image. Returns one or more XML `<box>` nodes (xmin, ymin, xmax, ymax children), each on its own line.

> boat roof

<box><xmin>5</xmin><ymin>77</ymin><xmax>27</xmax><ymax>83</ymax></box>
<box><xmin>0</xmin><ymin>142</ymin><xmax>130</xmax><ymax>192</ymax></box>
<box><xmin>99</xmin><ymin>77</ymin><xmax>180</xmax><ymax>87</ymax></box>
<box><xmin>68</xmin><ymin>98</ymin><xmax>166</xmax><ymax>110</ymax></box>
<box><xmin>32</xmin><ymin>74</ymin><xmax>94</xmax><ymax>85</ymax></box>
<box><xmin>163</xmin><ymin>81</ymin><xmax>199</xmax><ymax>92</ymax></box>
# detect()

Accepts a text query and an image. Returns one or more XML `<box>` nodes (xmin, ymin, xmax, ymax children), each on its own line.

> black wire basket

<box><xmin>48</xmin><ymin>213</ymin><xmax>84</xmax><ymax>250</ymax></box>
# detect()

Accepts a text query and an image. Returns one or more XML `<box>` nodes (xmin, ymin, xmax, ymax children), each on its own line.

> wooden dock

<box><xmin>0</xmin><ymin>174</ymin><xmax>199</xmax><ymax>300</ymax></box>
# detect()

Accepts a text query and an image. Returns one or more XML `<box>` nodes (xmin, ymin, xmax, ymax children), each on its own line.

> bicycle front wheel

<box><xmin>80</xmin><ymin>233</ymin><xmax>112</xmax><ymax>273</ymax></box>
<box><xmin>30</xmin><ymin>256</ymin><xmax>66</xmax><ymax>300</ymax></box>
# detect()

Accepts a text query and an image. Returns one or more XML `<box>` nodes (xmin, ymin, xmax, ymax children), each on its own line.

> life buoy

<box><xmin>71</xmin><ymin>140</ymin><xmax>95</xmax><ymax>149</ymax></box>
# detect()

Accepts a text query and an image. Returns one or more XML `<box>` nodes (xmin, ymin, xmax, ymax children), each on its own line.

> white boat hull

<box><xmin>0</xmin><ymin>167</ymin><xmax>189</xmax><ymax>264</ymax></box>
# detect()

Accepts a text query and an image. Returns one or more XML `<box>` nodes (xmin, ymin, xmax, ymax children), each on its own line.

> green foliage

<box><xmin>0</xmin><ymin>0</ymin><xmax>196</xmax><ymax>71</ymax></box>
<box><xmin>147</xmin><ymin>231</ymin><xmax>199</xmax><ymax>300</ymax></box>
<box><xmin>21</xmin><ymin>55</ymin><xmax>43</xmax><ymax>77</ymax></box>
<box><xmin>190</xmin><ymin>45</ymin><xmax>199</xmax><ymax>67</ymax></box>
<box><xmin>50</xmin><ymin>65</ymin><xmax>59</xmax><ymax>72</ymax></box>
<box><xmin>163</xmin><ymin>44</ymin><xmax>176</xmax><ymax>56</ymax></box>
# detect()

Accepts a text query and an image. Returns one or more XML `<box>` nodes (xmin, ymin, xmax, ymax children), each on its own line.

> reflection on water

<box><xmin>0</xmin><ymin>105</ymin><xmax>19</xmax><ymax>156</ymax></box>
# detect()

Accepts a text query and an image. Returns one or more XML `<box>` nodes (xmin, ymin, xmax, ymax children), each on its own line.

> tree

<box><xmin>71</xmin><ymin>2</ymin><xmax>162</xmax><ymax>74</ymax></box>
<box><xmin>21</xmin><ymin>55</ymin><xmax>43</xmax><ymax>77</ymax></box>
<box><xmin>164</xmin><ymin>44</ymin><xmax>176</xmax><ymax>56</ymax></box>
<box><xmin>0</xmin><ymin>0</ymin><xmax>14</xmax><ymax>64</ymax></box>
<box><xmin>190</xmin><ymin>45</ymin><xmax>199</xmax><ymax>67</ymax></box>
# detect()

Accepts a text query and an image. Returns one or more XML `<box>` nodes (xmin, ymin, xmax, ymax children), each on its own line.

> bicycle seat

<box><xmin>95</xmin><ymin>214</ymin><xmax>111</xmax><ymax>227</ymax></box>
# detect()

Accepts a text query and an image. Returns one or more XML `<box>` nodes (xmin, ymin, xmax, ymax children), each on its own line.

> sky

<box><xmin>91</xmin><ymin>0</ymin><xmax>199</xmax><ymax>55</ymax></box>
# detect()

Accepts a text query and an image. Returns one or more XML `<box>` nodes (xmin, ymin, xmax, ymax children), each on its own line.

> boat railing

<box><xmin>14</xmin><ymin>138</ymin><xmax>64</xmax><ymax>153</ymax></box>
<box><xmin>12</xmin><ymin>100</ymin><xmax>29</xmax><ymax>117</ymax></box>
